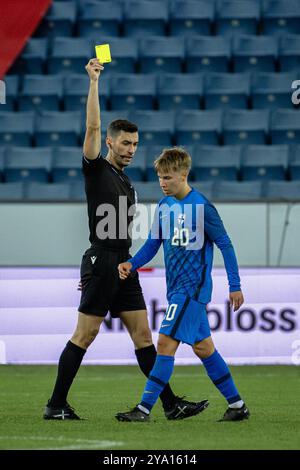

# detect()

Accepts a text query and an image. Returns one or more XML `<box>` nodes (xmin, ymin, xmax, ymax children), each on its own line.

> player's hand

<box><xmin>229</xmin><ymin>291</ymin><xmax>244</xmax><ymax>311</ymax></box>
<box><xmin>85</xmin><ymin>58</ymin><xmax>104</xmax><ymax>81</ymax></box>
<box><xmin>118</xmin><ymin>262</ymin><xmax>132</xmax><ymax>280</ymax></box>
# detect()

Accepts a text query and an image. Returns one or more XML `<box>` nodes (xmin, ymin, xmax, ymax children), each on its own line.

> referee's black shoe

<box><xmin>43</xmin><ymin>400</ymin><xmax>81</xmax><ymax>420</ymax></box>
<box><xmin>164</xmin><ymin>397</ymin><xmax>209</xmax><ymax>420</ymax></box>
<box><xmin>218</xmin><ymin>404</ymin><xmax>250</xmax><ymax>422</ymax></box>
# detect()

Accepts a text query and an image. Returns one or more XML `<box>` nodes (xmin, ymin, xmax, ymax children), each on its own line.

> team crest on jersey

<box><xmin>178</xmin><ymin>213</ymin><xmax>185</xmax><ymax>226</ymax></box>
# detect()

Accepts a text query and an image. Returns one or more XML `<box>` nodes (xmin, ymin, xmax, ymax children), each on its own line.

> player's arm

<box><xmin>204</xmin><ymin>203</ymin><xmax>244</xmax><ymax>311</ymax></box>
<box><xmin>83</xmin><ymin>58</ymin><xmax>104</xmax><ymax>160</ymax></box>
<box><xmin>118</xmin><ymin>206</ymin><xmax>162</xmax><ymax>279</ymax></box>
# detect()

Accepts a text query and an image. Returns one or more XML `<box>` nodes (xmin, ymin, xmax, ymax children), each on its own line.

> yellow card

<box><xmin>95</xmin><ymin>44</ymin><xmax>112</xmax><ymax>63</ymax></box>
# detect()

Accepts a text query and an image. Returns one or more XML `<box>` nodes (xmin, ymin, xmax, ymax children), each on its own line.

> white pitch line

<box><xmin>0</xmin><ymin>436</ymin><xmax>124</xmax><ymax>450</ymax></box>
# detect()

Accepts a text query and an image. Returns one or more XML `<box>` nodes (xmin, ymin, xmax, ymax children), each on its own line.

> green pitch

<box><xmin>0</xmin><ymin>365</ymin><xmax>299</xmax><ymax>450</ymax></box>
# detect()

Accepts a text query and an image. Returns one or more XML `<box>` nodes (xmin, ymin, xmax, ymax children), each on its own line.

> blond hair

<box><xmin>154</xmin><ymin>147</ymin><xmax>192</xmax><ymax>174</ymax></box>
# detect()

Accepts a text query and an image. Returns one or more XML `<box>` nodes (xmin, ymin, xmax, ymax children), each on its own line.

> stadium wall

<box><xmin>0</xmin><ymin>202</ymin><xmax>299</xmax><ymax>266</ymax></box>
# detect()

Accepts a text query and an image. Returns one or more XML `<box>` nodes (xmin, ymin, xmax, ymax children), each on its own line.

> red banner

<box><xmin>0</xmin><ymin>0</ymin><xmax>52</xmax><ymax>78</ymax></box>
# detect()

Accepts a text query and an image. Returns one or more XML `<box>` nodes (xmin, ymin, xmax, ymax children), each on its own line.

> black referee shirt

<box><xmin>82</xmin><ymin>154</ymin><xmax>136</xmax><ymax>250</ymax></box>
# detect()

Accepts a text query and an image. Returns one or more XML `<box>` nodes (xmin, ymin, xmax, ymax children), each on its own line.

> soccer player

<box><xmin>43</xmin><ymin>59</ymin><xmax>208</xmax><ymax>421</ymax></box>
<box><xmin>116</xmin><ymin>147</ymin><xmax>250</xmax><ymax>422</ymax></box>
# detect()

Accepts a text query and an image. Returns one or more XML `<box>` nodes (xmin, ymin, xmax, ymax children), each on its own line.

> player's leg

<box><xmin>193</xmin><ymin>336</ymin><xmax>250</xmax><ymax>421</ymax></box>
<box><xmin>43</xmin><ymin>312</ymin><xmax>105</xmax><ymax>420</ymax></box>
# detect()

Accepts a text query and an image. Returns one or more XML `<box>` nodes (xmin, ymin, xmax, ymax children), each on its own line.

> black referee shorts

<box><xmin>78</xmin><ymin>246</ymin><xmax>146</xmax><ymax>317</ymax></box>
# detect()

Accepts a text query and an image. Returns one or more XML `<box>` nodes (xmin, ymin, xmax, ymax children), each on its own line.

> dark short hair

<box><xmin>107</xmin><ymin>119</ymin><xmax>138</xmax><ymax>138</ymax></box>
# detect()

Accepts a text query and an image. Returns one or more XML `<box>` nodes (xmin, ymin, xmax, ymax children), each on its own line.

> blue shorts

<box><xmin>159</xmin><ymin>293</ymin><xmax>211</xmax><ymax>345</ymax></box>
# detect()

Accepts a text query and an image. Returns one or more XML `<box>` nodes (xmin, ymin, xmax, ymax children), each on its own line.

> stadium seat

<box><xmin>262</xmin><ymin>0</ymin><xmax>300</xmax><ymax>36</ymax></box>
<box><xmin>191</xmin><ymin>181</ymin><xmax>215</xmax><ymax>200</ymax></box>
<box><xmin>8</xmin><ymin>39</ymin><xmax>48</xmax><ymax>75</ymax></box>
<box><xmin>4</xmin><ymin>147</ymin><xmax>52</xmax><ymax>183</ymax></box>
<box><xmin>185</xmin><ymin>36</ymin><xmax>231</xmax><ymax>73</ymax></box>
<box><xmin>35</xmin><ymin>1</ymin><xmax>77</xmax><ymax>37</ymax></box>
<box><xmin>3</xmin><ymin>75</ymin><xmax>19</xmax><ymax>111</ymax></box>
<box><xmin>251</xmin><ymin>72</ymin><xmax>297</xmax><ymax>110</ymax></box>
<box><xmin>157</xmin><ymin>73</ymin><xmax>203</xmax><ymax>111</ymax></box>
<box><xmin>129</xmin><ymin>111</ymin><xmax>175</xmax><ymax>146</ymax></box>
<box><xmin>124</xmin><ymin>145</ymin><xmax>147</xmax><ymax>181</ymax></box>
<box><xmin>64</xmin><ymin>74</ymin><xmax>109</xmax><ymax>111</ymax></box>
<box><xmin>175</xmin><ymin>110</ymin><xmax>222</xmax><ymax>145</ymax></box>
<box><xmin>0</xmin><ymin>112</ymin><xmax>34</xmax><ymax>146</ymax></box>
<box><xmin>92</xmin><ymin>37</ymin><xmax>138</xmax><ymax>74</ymax></box>
<box><xmin>232</xmin><ymin>35</ymin><xmax>278</xmax><ymax>73</ymax></box>
<box><xmin>169</xmin><ymin>1</ymin><xmax>215</xmax><ymax>37</ymax></box>
<box><xmin>241</xmin><ymin>145</ymin><xmax>289</xmax><ymax>181</ymax></box>
<box><xmin>48</xmin><ymin>38</ymin><xmax>91</xmax><ymax>74</ymax></box>
<box><xmin>204</xmin><ymin>73</ymin><xmax>250</xmax><ymax>110</ymax></box>
<box><xmin>289</xmin><ymin>145</ymin><xmax>300</xmax><ymax>180</ymax></box>
<box><xmin>279</xmin><ymin>34</ymin><xmax>300</xmax><ymax>72</ymax></box>
<box><xmin>213</xmin><ymin>181</ymin><xmax>263</xmax><ymax>201</ymax></box>
<box><xmin>26</xmin><ymin>182</ymin><xmax>71</xmax><ymax>201</ymax></box>
<box><xmin>35</xmin><ymin>111</ymin><xmax>81</xmax><ymax>146</ymax></box>
<box><xmin>19</xmin><ymin>75</ymin><xmax>63</xmax><ymax>111</ymax></box>
<box><xmin>78</xmin><ymin>1</ymin><xmax>122</xmax><ymax>37</ymax></box>
<box><xmin>0</xmin><ymin>182</ymin><xmax>25</xmax><ymax>200</ymax></box>
<box><xmin>223</xmin><ymin>110</ymin><xmax>269</xmax><ymax>145</ymax></box>
<box><xmin>0</xmin><ymin>147</ymin><xmax>5</xmax><ymax>181</ymax></box>
<box><xmin>70</xmin><ymin>180</ymin><xmax>86</xmax><ymax>201</ymax></box>
<box><xmin>265</xmin><ymin>180</ymin><xmax>300</xmax><ymax>200</ymax></box>
<box><xmin>123</xmin><ymin>1</ymin><xmax>169</xmax><ymax>38</ymax></box>
<box><xmin>110</xmin><ymin>74</ymin><xmax>156</xmax><ymax>111</ymax></box>
<box><xmin>215</xmin><ymin>0</ymin><xmax>260</xmax><ymax>36</ymax></box>
<box><xmin>270</xmin><ymin>109</ymin><xmax>300</xmax><ymax>144</ymax></box>
<box><xmin>193</xmin><ymin>145</ymin><xmax>241</xmax><ymax>181</ymax></box>
<box><xmin>52</xmin><ymin>146</ymin><xmax>83</xmax><ymax>183</ymax></box>
<box><xmin>139</xmin><ymin>37</ymin><xmax>185</xmax><ymax>74</ymax></box>
<box><xmin>133</xmin><ymin>181</ymin><xmax>162</xmax><ymax>202</ymax></box>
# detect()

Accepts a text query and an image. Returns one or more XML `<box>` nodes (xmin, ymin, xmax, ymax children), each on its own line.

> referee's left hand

<box><xmin>118</xmin><ymin>262</ymin><xmax>132</xmax><ymax>280</ymax></box>
<box><xmin>230</xmin><ymin>291</ymin><xmax>244</xmax><ymax>311</ymax></box>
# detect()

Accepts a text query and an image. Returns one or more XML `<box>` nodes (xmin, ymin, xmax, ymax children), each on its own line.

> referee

<box><xmin>43</xmin><ymin>58</ymin><xmax>207</xmax><ymax>421</ymax></box>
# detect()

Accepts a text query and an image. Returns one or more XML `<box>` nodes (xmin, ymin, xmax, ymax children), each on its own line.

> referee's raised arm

<box><xmin>83</xmin><ymin>58</ymin><xmax>104</xmax><ymax>160</ymax></box>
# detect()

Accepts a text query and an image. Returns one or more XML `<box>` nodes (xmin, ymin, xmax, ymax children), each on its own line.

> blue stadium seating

<box><xmin>262</xmin><ymin>0</ymin><xmax>300</xmax><ymax>36</ymax></box>
<box><xmin>36</xmin><ymin>1</ymin><xmax>77</xmax><ymax>37</ymax></box>
<box><xmin>0</xmin><ymin>147</ymin><xmax>5</xmax><ymax>181</ymax></box>
<box><xmin>4</xmin><ymin>147</ymin><xmax>52</xmax><ymax>183</ymax></box>
<box><xmin>19</xmin><ymin>75</ymin><xmax>63</xmax><ymax>111</ymax></box>
<box><xmin>232</xmin><ymin>35</ymin><xmax>278</xmax><ymax>72</ymax></box>
<box><xmin>169</xmin><ymin>1</ymin><xmax>214</xmax><ymax>37</ymax></box>
<box><xmin>190</xmin><ymin>181</ymin><xmax>215</xmax><ymax>200</ymax></box>
<box><xmin>251</xmin><ymin>72</ymin><xmax>297</xmax><ymax>109</ymax></box>
<box><xmin>214</xmin><ymin>180</ymin><xmax>263</xmax><ymax>200</ymax></box>
<box><xmin>129</xmin><ymin>110</ymin><xmax>175</xmax><ymax>146</ymax></box>
<box><xmin>241</xmin><ymin>144</ymin><xmax>289</xmax><ymax>181</ymax></box>
<box><xmin>175</xmin><ymin>110</ymin><xmax>223</xmax><ymax>145</ymax></box>
<box><xmin>48</xmin><ymin>38</ymin><xmax>91</xmax><ymax>74</ymax></box>
<box><xmin>26</xmin><ymin>182</ymin><xmax>71</xmax><ymax>200</ymax></box>
<box><xmin>0</xmin><ymin>112</ymin><xmax>34</xmax><ymax>146</ymax></box>
<box><xmin>157</xmin><ymin>73</ymin><xmax>203</xmax><ymax>110</ymax></box>
<box><xmin>204</xmin><ymin>73</ymin><xmax>250</xmax><ymax>110</ymax></box>
<box><xmin>78</xmin><ymin>1</ymin><xmax>122</xmax><ymax>37</ymax></box>
<box><xmin>270</xmin><ymin>109</ymin><xmax>300</xmax><ymax>144</ymax></box>
<box><xmin>193</xmin><ymin>145</ymin><xmax>241</xmax><ymax>181</ymax></box>
<box><xmin>133</xmin><ymin>181</ymin><xmax>162</xmax><ymax>202</ymax></box>
<box><xmin>123</xmin><ymin>1</ymin><xmax>169</xmax><ymax>38</ymax></box>
<box><xmin>279</xmin><ymin>34</ymin><xmax>300</xmax><ymax>72</ymax></box>
<box><xmin>93</xmin><ymin>110</ymin><xmax>130</xmax><ymax>149</ymax></box>
<box><xmin>139</xmin><ymin>37</ymin><xmax>185</xmax><ymax>73</ymax></box>
<box><xmin>35</xmin><ymin>111</ymin><xmax>81</xmax><ymax>146</ymax></box>
<box><xmin>110</xmin><ymin>74</ymin><xmax>156</xmax><ymax>110</ymax></box>
<box><xmin>3</xmin><ymin>76</ymin><xmax>19</xmax><ymax>111</ymax></box>
<box><xmin>215</xmin><ymin>0</ymin><xmax>260</xmax><ymax>36</ymax></box>
<box><xmin>124</xmin><ymin>145</ymin><xmax>147</xmax><ymax>181</ymax></box>
<box><xmin>18</xmin><ymin>39</ymin><xmax>48</xmax><ymax>74</ymax></box>
<box><xmin>52</xmin><ymin>146</ymin><xmax>83</xmax><ymax>182</ymax></box>
<box><xmin>144</xmin><ymin>144</ymin><xmax>179</xmax><ymax>181</ymax></box>
<box><xmin>185</xmin><ymin>36</ymin><xmax>231</xmax><ymax>73</ymax></box>
<box><xmin>223</xmin><ymin>110</ymin><xmax>269</xmax><ymax>145</ymax></box>
<box><xmin>64</xmin><ymin>74</ymin><xmax>109</xmax><ymax>111</ymax></box>
<box><xmin>265</xmin><ymin>180</ymin><xmax>300</xmax><ymax>200</ymax></box>
<box><xmin>93</xmin><ymin>38</ymin><xmax>138</xmax><ymax>74</ymax></box>
<box><xmin>289</xmin><ymin>145</ymin><xmax>300</xmax><ymax>180</ymax></box>
<box><xmin>70</xmin><ymin>180</ymin><xmax>86</xmax><ymax>200</ymax></box>
<box><xmin>0</xmin><ymin>182</ymin><xmax>25</xmax><ymax>200</ymax></box>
